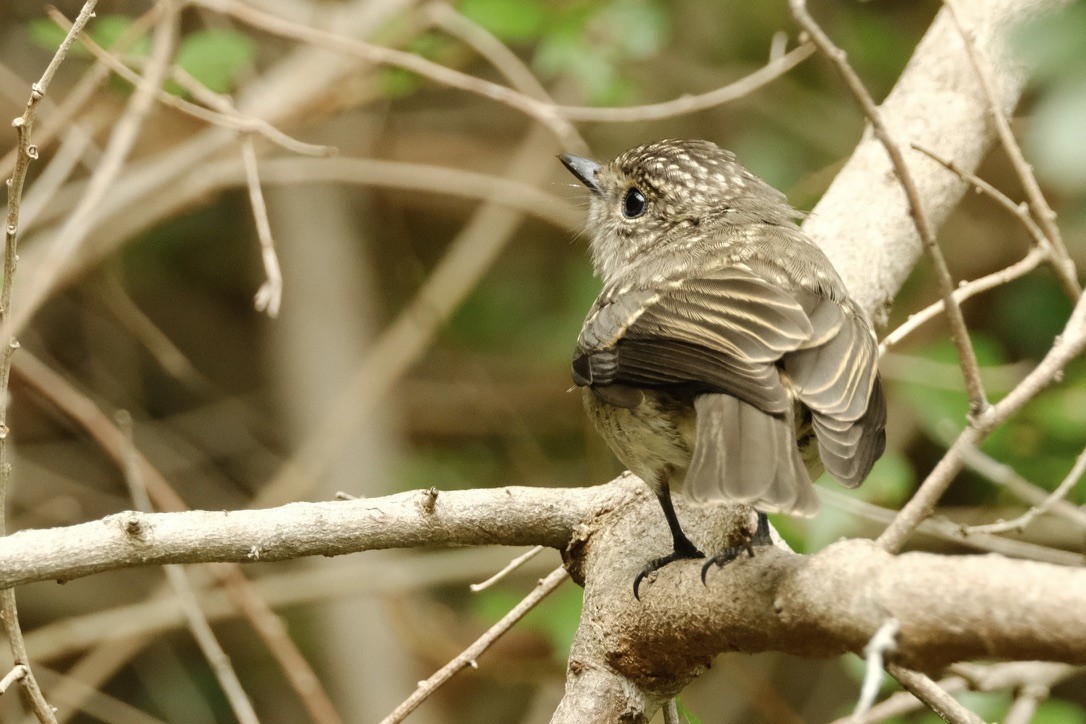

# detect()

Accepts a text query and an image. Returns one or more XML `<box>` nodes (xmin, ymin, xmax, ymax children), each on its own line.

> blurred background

<box><xmin>1</xmin><ymin>0</ymin><xmax>1085</xmax><ymax>721</ymax></box>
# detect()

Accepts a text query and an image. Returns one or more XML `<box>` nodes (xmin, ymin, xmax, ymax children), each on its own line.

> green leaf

<box><xmin>90</xmin><ymin>15</ymin><xmax>151</xmax><ymax>55</ymax></box>
<box><xmin>171</xmin><ymin>29</ymin><xmax>255</xmax><ymax>95</ymax></box>
<box><xmin>27</xmin><ymin>19</ymin><xmax>85</xmax><ymax>56</ymax></box>
<box><xmin>459</xmin><ymin>0</ymin><xmax>548</xmax><ymax>42</ymax></box>
<box><xmin>27</xmin><ymin>15</ymin><xmax>151</xmax><ymax>59</ymax></box>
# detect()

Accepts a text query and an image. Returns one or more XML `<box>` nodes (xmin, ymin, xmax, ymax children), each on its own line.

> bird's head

<box><xmin>560</xmin><ymin>139</ymin><xmax>795</xmax><ymax>282</ymax></box>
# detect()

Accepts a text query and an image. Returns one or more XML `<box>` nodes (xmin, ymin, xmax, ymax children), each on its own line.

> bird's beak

<box><xmin>559</xmin><ymin>154</ymin><xmax>603</xmax><ymax>196</ymax></box>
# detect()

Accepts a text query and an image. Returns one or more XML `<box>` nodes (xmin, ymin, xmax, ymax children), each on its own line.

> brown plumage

<box><xmin>561</xmin><ymin>140</ymin><xmax>886</xmax><ymax>596</ymax></box>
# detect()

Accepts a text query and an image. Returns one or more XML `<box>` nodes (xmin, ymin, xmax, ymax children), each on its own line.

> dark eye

<box><xmin>622</xmin><ymin>188</ymin><xmax>647</xmax><ymax>218</ymax></box>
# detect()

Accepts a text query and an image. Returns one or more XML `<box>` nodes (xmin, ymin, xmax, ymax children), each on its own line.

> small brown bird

<box><xmin>560</xmin><ymin>140</ymin><xmax>886</xmax><ymax>598</ymax></box>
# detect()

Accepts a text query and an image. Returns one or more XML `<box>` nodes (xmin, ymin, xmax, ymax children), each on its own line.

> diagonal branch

<box><xmin>790</xmin><ymin>0</ymin><xmax>988</xmax><ymax>416</ymax></box>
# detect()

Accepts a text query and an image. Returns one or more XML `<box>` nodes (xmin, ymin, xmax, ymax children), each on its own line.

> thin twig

<box><xmin>886</xmin><ymin>664</ymin><xmax>984</xmax><ymax>724</ymax></box>
<box><xmin>834</xmin><ymin>662</ymin><xmax>1079</xmax><ymax>724</ymax></box>
<box><xmin>878</xmin><ymin>291</ymin><xmax>1086</xmax><ymax>553</ymax></box>
<box><xmin>7</xmin><ymin>2</ymin><xmax>179</xmax><ymax>339</ymax></box>
<box><xmin>879</xmin><ymin>248</ymin><xmax>1046</xmax><ymax>355</ymax></box>
<box><xmin>427</xmin><ymin>0</ymin><xmax>813</xmax><ymax>125</ymax></box>
<box><xmin>851</xmin><ymin>619</ymin><xmax>899</xmax><ymax>723</ymax></box>
<box><xmin>47</xmin><ymin>7</ymin><xmax>333</xmax><ymax>157</ymax></box>
<box><xmin>790</xmin><ymin>0</ymin><xmax>989</xmax><ymax>417</ymax></box>
<box><xmin>469</xmin><ymin>545</ymin><xmax>545</xmax><ymax>592</ymax></box>
<box><xmin>554</xmin><ymin>42</ymin><xmax>815</xmax><ymax>122</ymax></box>
<box><xmin>911</xmin><ymin>144</ymin><xmax>1049</xmax><ymax>249</ymax></box>
<box><xmin>379</xmin><ymin>567</ymin><xmax>569</xmax><ymax>724</ymax></box>
<box><xmin>33</xmin><ymin>666</ymin><xmax>166</xmax><ymax>724</ymax></box>
<box><xmin>0</xmin><ymin>665</ymin><xmax>27</xmax><ymax>694</ymax></box>
<box><xmin>963</xmin><ymin>443</ymin><xmax>1086</xmax><ymax>535</ymax></box>
<box><xmin>820</xmin><ymin>487</ymin><xmax>1083</xmax><ymax>566</ymax></box>
<box><xmin>242</xmin><ymin>138</ymin><xmax>283</xmax><ymax>317</ymax></box>
<box><xmin>1003</xmin><ymin>682</ymin><xmax>1049</xmax><ymax>724</ymax></box>
<box><xmin>941</xmin><ymin>0</ymin><xmax>1081</xmax><ymax>301</ymax></box>
<box><xmin>0</xmin><ymin>5</ymin><xmax>162</xmax><ymax>182</ymax></box>
<box><xmin>956</xmin><ymin>443</ymin><xmax>1086</xmax><ymax>528</ymax></box>
<box><xmin>190</xmin><ymin>0</ymin><xmax>583</xmax><ymax>149</ymax></box>
<box><xmin>117</xmin><ymin>412</ymin><xmax>260</xmax><ymax>724</ymax></box>
<box><xmin>0</xmin><ymin>3</ymin><xmax>102</xmax><ymax>721</ymax></box>
<box><xmin>19</xmin><ymin>114</ymin><xmax>104</xmax><ymax>233</ymax></box>
<box><xmin>12</xmin><ymin>351</ymin><xmax>344</xmax><ymax>723</ymax></box>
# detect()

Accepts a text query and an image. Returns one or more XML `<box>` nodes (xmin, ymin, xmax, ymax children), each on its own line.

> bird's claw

<box><xmin>633</xmin><ymin>545</ymin><xmax>703</xmax><ymax>600</ymax></box>
<box><xmin>699</xmin><ymin>543</ymin><xmax>755</xmax><ymax>584</ymax></box>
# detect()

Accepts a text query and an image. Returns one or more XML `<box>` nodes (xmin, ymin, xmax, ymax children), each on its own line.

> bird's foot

<box><xmin>633</xmin><ymin>540</ymin><xmax>703</xmax><ymax>600</ymax></box>
<box><xmin>699</xmin><ymin>543</ymin><xmax>754</xmax><ymax>583</ymax></box>
<box><xmin>700</xmin><ymin>512</ymin><xmax>773</xmax><ymax>584</ymax></box>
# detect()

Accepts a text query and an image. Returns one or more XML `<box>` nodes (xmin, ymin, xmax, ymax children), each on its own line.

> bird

<box><xmin>559</xmin><ymin>139</ymin><xmax>886</xmax><ymax>599</ymax></box>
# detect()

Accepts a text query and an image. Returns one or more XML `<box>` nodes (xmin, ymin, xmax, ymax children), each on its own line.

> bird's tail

<box><xmin>683</xmin><ymin>393</ymin><xmax>819</xmax><ymax>516</ymax></box>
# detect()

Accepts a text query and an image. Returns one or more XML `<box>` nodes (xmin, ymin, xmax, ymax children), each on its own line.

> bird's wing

<box><xmin>574</xmin><ymin>259</ymin><xmax>886</xmax><ymax>498</ymax></box>
<box><xmin>782</xmin><ymin>294</ymin><xmax>886</xmax><ymax>487</ymax></box>
<box><xmin>573</xmin><ymin>265</ymin><xmax>814</xmax><ymax>414</ymax></box>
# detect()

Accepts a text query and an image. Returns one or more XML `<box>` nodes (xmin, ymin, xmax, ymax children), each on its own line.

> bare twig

<box><xmin>941</xmin><ymin>0</ymin><xmax>1081</xmax><ymax>301</ymax></box>
<box><xmin>189</xmin><ymin>0</ymin><xmax>583</xmax><ymax>149</ymax></box>
<box><xmin>956</xmin><ymin>444</ymin><xmax>1086</xmax><ymax>528</ymax></box>
<box><xmin>878</xmin><ymin>291</ymin><xmax>1086</xmax><ymax>553</ymax></box>
<box><xmin>1003</xmin><ymin>682</ymin><xmax>1049</xmax><ymax>724</ymax></box>
<box><xmin>379</xmin><ymin>567</ymin><xmax>569</xmax><ymax>724</ymax></box>
<box><xmin>1</xmin><ymin>3</ymin><xmax>102</xmax><ymax>721</ymax></box>
<box><xmin>33</xmin><ymin>667</ymin><xmax>165</xmax><ymax>724</ymax></box>
<box><xmin>469</xmin><ymin>545</ymin><xmax>545</xmax><ymax>592</ymax></box>
<box><xmin>790</xmin><ymin>0</ymin><xmax>988</xmax><ymax>417</ymax></box>
<box><xmin>47</xmin><ymin>7</ymin><xmax>333</xmax><ymax>157</ymax></box>
<box><xmin>911</xmin><ymin>144</ymin><xmax>1049</xmax><ymax>248</ymax></box>
<box><xmin>7</xmin><ymin>2</ymin><xmax>179</xmax><ymax>339</ymax></box>
<box><xmin>886</xmin><ymin>664</ymin><xmax>984</xmax><ymax>724</ymax></box>
<box><xmin>851</xmin><ymin>619</ymin><xmax>899</xmax><ymax>723</ymax></box>
<box><xmin>838</xmin><ymin>662</ymin><xmax>1080</xmax><ymax>724</ymax></box>
<box><xmin>554</xmin><ymin>42</ymin><xmax>815</xmax><ymax>122</ymax></box>
<box><xmin>242</xmin><ymin>138</ymin><xmax>283</xmax><ymax>317</ymax></box>
<box><xmin>117</xmin><ymin>413</ymin><xmax>260</xmax><ymax>724</ymax></box>
<box><xmin>820</xmin><ymin>487</ymin><xmax>1083</xmax><ymax>566</ymax></box>
<box><xmin>879</xmin><ymin>248</ymin><xmax>1046</xmax><ymax>355</ymax></box>
<box><xmin>662</xmin><ymin>699</ymin><xmax>681</xmax><ymax>724</ymax></box>
<box><xmin>963</xmin><ymin>443</ymin><xmax>1086</xmax><ymax>535</ymax></box>
<box><xmin>0</xmin><ymin>665</ymin><xmax>27</xmax><ymax>694</ymax></box>
<box><xmin>0</xmin><ymin>5</ymin><xmax>162</xmax><ymax>182</ymax></box>
<box><xmin>255</xmin><ymin>126</ymin><xmax>560</xmax><ymax>507</ymax></box>
<box><xmin>12</xmin><ymin>351</ymin><xmax>343</xmax><ymax>723</ymax></box>
<box><xmin>881</xmin><ymin>142</ymin><xmax>1057</xmax><ymax>353</ymax></box>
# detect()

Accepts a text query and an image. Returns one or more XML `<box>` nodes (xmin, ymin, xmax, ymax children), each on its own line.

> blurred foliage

<box><xmin>28</xmin><ymin>16</ymin><xmax>255</xmax><ymax>96</ymax></box>
<box><xmin>6</xmin><ymin>0</ymin><xmax>1086</xmax><ymax>721</ymax></box>
<box><xmin>472</xmin><ymin>580</ymin><xmax>582</xmax><ymax>654</ymax></box>
<box><xmin>1016</xmin><ymin>2</ymin><xmax>1086</xmax><ymax>194</ymax></box>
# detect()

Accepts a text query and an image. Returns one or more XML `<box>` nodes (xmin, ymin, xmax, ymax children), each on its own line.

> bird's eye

<box><xmin>622</xmin><ymin>188</ymin><xmax>647</xmax><ymax>219</ymax></box>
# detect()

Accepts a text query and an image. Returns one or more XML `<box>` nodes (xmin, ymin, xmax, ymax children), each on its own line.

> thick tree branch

<box><xmin>3</xmin><ymin>477</ymin><xmax>1082</xmax><ymax>681</ymax></box>
<box><xmin>803</xmin><ymin>0</ymin><xmax>1067</xmax><ymax>324</ymax></box>
<box><xmin>0</xmin><ymin>480</ymin><xmax>631</xmax><ymax>588</ymax></box>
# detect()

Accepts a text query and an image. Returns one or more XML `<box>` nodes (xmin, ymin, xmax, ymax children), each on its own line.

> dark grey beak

<box><xmin>559</xmin><ymin>154</ymin><xmax>602</xmax><ymax>196</ymax></box>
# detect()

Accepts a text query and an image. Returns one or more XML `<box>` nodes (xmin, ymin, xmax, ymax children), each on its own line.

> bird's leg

<box><xmin>700</xmin><ymin>510</ymin><xmax>772</xmax><ymax>583</ymax></box>
<box><xmin>633</xmin><ymin>479</ymin><xmax>704</xmax><ymax>600</ymax></box>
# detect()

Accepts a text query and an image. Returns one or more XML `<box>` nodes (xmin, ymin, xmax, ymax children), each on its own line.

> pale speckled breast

<box><xmin>582</xmin><ymin>387</ymin><xmax>697</xmax><ymax>492</ymax></box>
